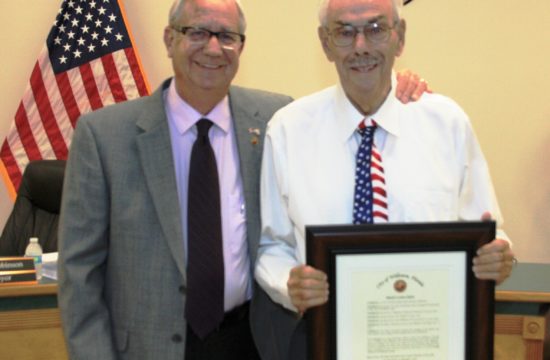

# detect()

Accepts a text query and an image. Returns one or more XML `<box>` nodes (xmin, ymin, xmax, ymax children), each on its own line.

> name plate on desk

<box><xmin>0</xmin><ymin>257</ymin><xmax>38</xmax><ymax>285</ymax></box>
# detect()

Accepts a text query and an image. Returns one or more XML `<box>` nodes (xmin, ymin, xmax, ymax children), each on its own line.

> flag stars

<box><xmin>49</xmin><ymin>1</ymin><xmax>130</xmax><ymax>70</ymax></box>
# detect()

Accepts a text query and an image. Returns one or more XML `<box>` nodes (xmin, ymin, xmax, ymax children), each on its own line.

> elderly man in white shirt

<box><xmin>254</xmin><ymin>0</ymin><xmax>514</xmax><ymax>358</ymax></box>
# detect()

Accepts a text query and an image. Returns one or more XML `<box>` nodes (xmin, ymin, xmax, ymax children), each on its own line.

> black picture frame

<box><xmin>306</xmin><ymin>221</ymin><xmax>495</xmax><ymax>360</ymax></box>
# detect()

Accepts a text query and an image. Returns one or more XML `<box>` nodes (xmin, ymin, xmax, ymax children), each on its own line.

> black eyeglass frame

<box><xmin>171</xmin><ymin>25</ymin><xmax>246</xmax><ymax>46</ymax></box>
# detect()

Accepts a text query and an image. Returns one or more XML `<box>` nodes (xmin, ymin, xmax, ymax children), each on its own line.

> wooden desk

<box><xmin>495</xmin><ymin>263</ymin><xmax>550</xmax><ymax>360</ymax></box>
<box><xmin>0</xmin><ymin>264</ymin><xmax>548</xmax><ymax>360</ymax></box>
<box><xmin>0</xmin><ymin>279</ymin><xmax>67</xmax><ymax>360</ymax></box>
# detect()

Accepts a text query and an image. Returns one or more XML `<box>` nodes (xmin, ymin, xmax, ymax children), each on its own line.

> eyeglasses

<box><xmin>326</xmin><ymin>22</ymin><xmax>398</xmax><ymax>47</ymax></box>
<box><xmin>171</xmin><ymin>26</ymin><xmax>245</xmax><ymax>49</ymax></box>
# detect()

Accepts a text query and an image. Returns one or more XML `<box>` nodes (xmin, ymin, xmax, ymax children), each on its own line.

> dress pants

<box><xmin>184</xmin><ymin>302</ymin><xmax>260</xmax><ymax>360</ymax></box>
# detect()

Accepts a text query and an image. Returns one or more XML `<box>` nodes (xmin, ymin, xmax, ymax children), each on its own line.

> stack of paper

<box><xmin>42</xmin><ymin>252</ymin><xmax>58</xmax><ymax>280</ymax></box>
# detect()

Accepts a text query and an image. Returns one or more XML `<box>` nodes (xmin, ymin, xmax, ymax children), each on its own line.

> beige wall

<box><xmin>1</xmin><ymin>0</ymin><xmax>549</xmax><ymax>262</ymax></box>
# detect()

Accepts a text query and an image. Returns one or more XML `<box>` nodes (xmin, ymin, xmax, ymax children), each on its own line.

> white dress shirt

<box><xmin>164</xmin><ymin>80</ymin><xmax>251</xmax><ymax>311</ymax></box>
<box><xmin>255</xmin><ymin>81</ymin><xmax>507</xmax><ymax>311</ymax></box>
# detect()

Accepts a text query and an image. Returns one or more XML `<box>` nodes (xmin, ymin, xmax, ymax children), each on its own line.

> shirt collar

<box><xmin>335</xmin><ymin>73</ymin><xmax>402</xmax><ymax>142</ymax></box>
<box><xmin>166</xmin><ymin>79</ymin><xmax>231</xmax><ymax>135</ymax></box>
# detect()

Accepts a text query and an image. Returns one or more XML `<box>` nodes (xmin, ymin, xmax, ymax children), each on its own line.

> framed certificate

<box><xmin>306</xmin><ymin>221</ymin><xmax>495</xmax><ymax>360</ymax></box>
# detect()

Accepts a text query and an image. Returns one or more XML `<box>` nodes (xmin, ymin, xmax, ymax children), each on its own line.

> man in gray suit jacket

<box><xmin>58</xmin><ymin>0</ymin><xmax>291</xmax><ymax>359</ymax></box>
<box><xmin>58</xmin><ymin>0</ymin><xmax>427</xmax><ymax>359</ymax></box>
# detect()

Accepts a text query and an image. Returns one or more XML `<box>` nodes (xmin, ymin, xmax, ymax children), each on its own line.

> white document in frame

<box><xmin>336</xmin><ymin>251</ymin><xmax>466</xmax><ymax>360</ymax></box>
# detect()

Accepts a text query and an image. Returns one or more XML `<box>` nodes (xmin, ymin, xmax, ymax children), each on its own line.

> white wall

<box><xmin>1</xmin><ymin>0</ymin><xmax>549</xmax><ymax>262</ymax></box>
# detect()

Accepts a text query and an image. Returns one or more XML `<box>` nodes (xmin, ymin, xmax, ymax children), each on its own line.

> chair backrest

<box><xmin>0</xmin><ymin>160</ymin><xmax>66</xmax><ymax>256</ymax></box>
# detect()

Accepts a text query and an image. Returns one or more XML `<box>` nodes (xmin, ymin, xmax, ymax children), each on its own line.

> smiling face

<box><xmin>164</xmin><ymin>0</ymin><xmax>243</xmax><ymax>105</ymax></box>
<box><xmin>319</xmin><ymin>0</ymin><xmax>405</xmax><ymax>113</ymax></box>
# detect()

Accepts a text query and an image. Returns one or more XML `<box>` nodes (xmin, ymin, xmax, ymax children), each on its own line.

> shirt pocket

<box><xmin>401</xmin><ymin>188</ymin><xmax>456</xmax><ymax>222</ymax></box>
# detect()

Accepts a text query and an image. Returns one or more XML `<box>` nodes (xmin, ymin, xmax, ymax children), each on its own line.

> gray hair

<box><xmin>169</xmin><ymin>0</ymin><xmax>247</xmax><ymax>33</ymax></box>
<box><xmin>318</xmin><ymin>0</ymin><xmax>403</xmax><ymax>26</ymax></box>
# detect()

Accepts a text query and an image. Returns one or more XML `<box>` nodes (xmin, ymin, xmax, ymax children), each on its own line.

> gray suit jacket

<box><xmin>58</xmin><ymin>79</ymin><xmax>292</xmax><ymax>360</ymax></box>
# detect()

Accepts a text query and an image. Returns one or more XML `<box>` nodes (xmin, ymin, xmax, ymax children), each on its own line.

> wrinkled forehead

<box><xmin>326</xmin><ymin>0</ymin><xmax>396</xmax><ymax>25</ymax></box>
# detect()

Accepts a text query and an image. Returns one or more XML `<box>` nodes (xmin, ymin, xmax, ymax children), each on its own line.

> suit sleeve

<box><xmin>58</xmin><ymin>117</ymin><xmax>118</xmax><ymax>359</ymax></box>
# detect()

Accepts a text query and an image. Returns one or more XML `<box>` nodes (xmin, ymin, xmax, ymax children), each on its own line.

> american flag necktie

<box><xmin>353</xmin><ymin>119</ymin><xmax>389</xmax><ymax>224</ymax></box>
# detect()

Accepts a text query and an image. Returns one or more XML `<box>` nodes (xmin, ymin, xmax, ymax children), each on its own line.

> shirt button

<box><xmin>172</xmin><ymin>334</ymin><xmax>183</xmax><ymax>343</ymax></box>
<box><xmin>178</xmin><ymin>285</ymin><xmax>185</xmax><ymax>294</ymax></box>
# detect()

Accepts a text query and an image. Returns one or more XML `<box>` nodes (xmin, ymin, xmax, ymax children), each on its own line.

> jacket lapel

<box><xmin>228</xmin><ymin>86</ymin><xmax>266</xmax><ymax>266</ymax></box>
<box><xmin>136</xmin><ymin>80</ymin><xmax>187</xmax><ymax>280</ymax></box>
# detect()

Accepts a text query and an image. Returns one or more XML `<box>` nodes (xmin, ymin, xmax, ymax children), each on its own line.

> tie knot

<box><xmin>358</xmin><ymin>122</ymin><xmax>376</xmax><ymax>137</ymax></box>
<box><xmin>196</xmin><ymin>119</ymin><xmax>213</xmax><ymax>140</ymax></box>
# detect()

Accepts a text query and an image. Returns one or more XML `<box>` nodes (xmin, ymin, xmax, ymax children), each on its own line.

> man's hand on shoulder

<box><xmin>395</xmin><ymin>69</ymin><xmax>431</xmax><ymax>104</ymax></box>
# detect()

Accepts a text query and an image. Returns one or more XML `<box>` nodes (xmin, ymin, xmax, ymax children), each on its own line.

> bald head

<box><xmin>169</xmin><ymin>0</ymin><xmax>247</xmax><ymax>32</ymax></box>
<box><xmin>318</xmin><ymin>0</ymin><xmax>403</xmax><ymax>26</ymax></box>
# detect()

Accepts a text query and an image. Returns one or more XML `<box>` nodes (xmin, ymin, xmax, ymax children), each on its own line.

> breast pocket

<box><xmin>400</xmin><ymin>188</ymin><xmax>456</xmax><ymax>222</ymax></box>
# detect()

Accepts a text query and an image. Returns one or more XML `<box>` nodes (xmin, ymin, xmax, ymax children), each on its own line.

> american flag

<box><xmin>0</xmin><ymin>0</ymin><xmax>149</xmax><ymax>194</ymax></box>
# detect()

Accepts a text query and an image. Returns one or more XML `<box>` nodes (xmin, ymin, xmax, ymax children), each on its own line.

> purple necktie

<box><xmin>185</xmin><ymin>119</ymin><xmax>224</xmax><ymax>339</ymax></box>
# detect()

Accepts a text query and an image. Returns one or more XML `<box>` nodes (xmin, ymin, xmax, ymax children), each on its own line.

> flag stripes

<box><xmin>0</xmin><ymin>0</ymin><xmax>149</xmax><ymax>193</ymax></box>
<box><xmin>124</xmin><ymin>48</ymin><xmax>149</xmax><ymax>98</ymax></box>
<box><xmin>371</xmin><ymin>146</ymin><xmax>388</xmax><ymax>222</ymax></box>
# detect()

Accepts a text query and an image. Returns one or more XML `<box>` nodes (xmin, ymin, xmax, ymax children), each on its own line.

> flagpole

<box><xmin>0</xmin><ymin>162</ymin><xmax>16</xmax><ymax>201</ymax></box>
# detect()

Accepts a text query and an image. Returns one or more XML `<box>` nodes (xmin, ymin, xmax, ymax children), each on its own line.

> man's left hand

<box><xmin>473</xmin><ymin>238</ymin><xmax>515</xmax><ymax>285</ymax></box>
<box><xmin>395</xmin><ymin>69</ymin><xmax>431</xmax><ymax>104</ymax></box>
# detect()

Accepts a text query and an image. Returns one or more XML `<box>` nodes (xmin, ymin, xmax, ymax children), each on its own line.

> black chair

<box><xmin>0</xmin><ymin>160</ymin><xmax>66</xmax><ymax>256</ymax></box>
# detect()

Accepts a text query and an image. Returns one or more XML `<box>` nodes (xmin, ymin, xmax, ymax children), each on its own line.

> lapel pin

<box><xmin>248</xmin><ymin>128</ymin><xmax>261</xmax><ymax>145</ymax></box>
